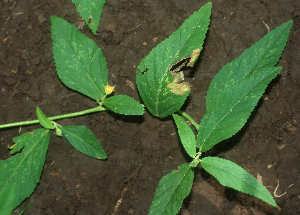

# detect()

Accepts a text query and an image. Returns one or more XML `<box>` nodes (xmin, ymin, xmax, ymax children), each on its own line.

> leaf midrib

<box><xmin>157</xmin><ymin>164</ymin><xmax>191</xmax><ymax>214</ymax></box>
<box><xmin>218</xmin><ymin>24</ymin><xmax>286</xmax><ymax>96</ymax></box>
<box><xmin>203</xmin><ymin>159</ymin><xmax>273</xmax><ymax>202</ymax></box>
<box><xmin>200</xmin><ymin>71</ymin><xmax>276</xmax><ymax>151</ymax></box>
<box><xmin>200</xmin><ymin>26</ymin><xmax>288</xmax><ymax>150</ymax></box>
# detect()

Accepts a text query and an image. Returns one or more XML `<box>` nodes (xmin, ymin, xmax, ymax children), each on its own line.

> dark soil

<box><xmin>1</xmin><ymin>0</ymin><xmax>300</xmax><ymax>214</ymax></box>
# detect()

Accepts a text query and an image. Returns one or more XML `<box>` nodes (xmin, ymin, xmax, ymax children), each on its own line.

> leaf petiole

<box><xmin>177</xmin><ymin>110</ymin><xmax>199</xmax><ymax>131</ymax></box>
<box><xmin>190</xmin><ymin>152</ymin><xmax>202</xmax><ymax>168</ymax></box>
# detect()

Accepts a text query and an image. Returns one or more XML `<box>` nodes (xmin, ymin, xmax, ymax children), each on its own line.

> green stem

<box><xmin>0</xmin><ymin>106</ymin><xmax>109</xmax><ymax>129</ymax></box>
<box><xmin>177</xmin><ymin>110</ymin><xmax>200</xmax><ymax>131</ymax></box>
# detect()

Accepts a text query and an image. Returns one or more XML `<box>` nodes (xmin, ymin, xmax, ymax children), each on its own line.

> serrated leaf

<box><xmin>51</xmin><ymin>16</ymin><xmax>108</xmax><ymax>100</ymax></box>
<box><xmin>136</xmin><ymin>2</ymin><xmax>212</xmax><ymax>118</ymax></box>
<box><xmin>0</xmin><ymin>129</ymin><xmax>50</xmax><ymax>211</ymax></box>
<box><xmin>61</xmin><ymin>126</ymin><xmax>107</xmax><ymax>159</ymax></box>
<box><xmin>198</xmin><ymin>66</ymin><xmax>280</xmax><ymax>151</ymax></box>
<box><xmin>102</xmin><ymin>95</ymin><xmax>144</xmax><ymax>115</ymax></box>
<box><xmin>201</xmin><ymin>157</ymin><xmax>276</xmax><ymax>207</ymax></box>
<box><xmin>207</xmin><ymin>20</ymin><xmax>292</xmax><ymax>111</ymax></box>
<box><xmin>149</xmin><ymin>163</ymin><xmax>194</xmax><ymax>215</ymax></box>
<box><xmin>36</xmin><ymin>106</ymin><xmax>55</xmax><ymax>129</ymax></box>
<box><xmin>172</xmin><ymin>114</ymin><xmax>196</xmax><ymax>158</ymax></box>
<box><xmin>72</xmin><ymin>0</ymin><xmax>105</xmax><ymax>34</ymax></box>
<box><xmin>197</xmin><ymin>20</ymin><xmax>293</xmax><ymax>152</ymax></box>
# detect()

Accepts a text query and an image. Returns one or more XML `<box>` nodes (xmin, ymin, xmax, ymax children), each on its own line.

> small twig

<box><xmin>274</xmin><ymin>179</ymin><xmax>294</xmax><ymax>198</ymax></box>
<box><xmin>1</xmin><ymin>2</ymin><xmax>17</xmax><ymax>30</ymax></box>
<box><xmin>112</xmin><ymin>186</ymin><xmax>128</xmax><ymax>215</ymax></box>
<box><xmin>3</xmin><ymin>17</ymin><xmax>10</xmax><ymax>26</ymax></box>
<box><xmin>130</xmin><ymin>23</ymin><xmax>141</xmax><ymax>32</ymax></box>
<box><xmin>260</xmin><ymin>18</ymin><xmax>270</xmax><ymax>32</ymax></box>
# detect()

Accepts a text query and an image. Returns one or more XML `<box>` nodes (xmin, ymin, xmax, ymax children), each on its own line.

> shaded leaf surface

<box><xmin>102</xmin><ymin>95</ymin><xmax>144</xmax><ymax>115</ymax></box>
<box><xmin>172</xmin><ymin>114</ymin><xmax>196</xmax><ymax>158</ymax></box>
<box><xmin>197</xmin><ymin>20</ymin><xmax>293</xmax><ymax>152</ymax></box>
<box><xmin>136</xmin><ymin>3</ymin><xmax>211</xmax><ymax>118</ymax></box>
<box><xmin>201</xmin><ymin>157</ymin><xmax>276</xmax><ymax>206</ymax></box>
<box><xmin>51</xmin><ymin>16</ymin><xmax>108</xmax><ymax>100</ymax></box>
<box><xmin>72</xmin><ymin>0</ymin><xmax>105</xmax><ymax>34</ymax></box>
<box><xmin>0</xmin><ymin>129</ymin><xmax>50</xmax><ymax>210</ymax></box>
<box><xmin>149</xmin><ymin>163</ymin><xmax>194</xmax><ymax>215</ymax></box>
<box><xmin>0</xmin><ymin>183</ymin><xmax>16</xmax><ymax>215</ymax></box>
<box><xmin>61</xmin><ymin>126</ymin><xmax>107</xmax><ymax>159</ymax></box>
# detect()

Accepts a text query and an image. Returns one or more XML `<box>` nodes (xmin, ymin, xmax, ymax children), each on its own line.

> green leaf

<box><xmin>198</xmin><ymin>66</ymin><xmax>280</xmax><ymax>151</ymax></box>
<box><xmin>197</xmin><ymin>20</ymin><xmax>293</xmax><ymax>152</ymax></box>
<box><xmin>172</xmin><ymin>114</ymin><xmax>196</xmax><ymax>158</ymax></box>
<box><xmin>61</xmin><ymin>126</ymin><xmax>107</xmax><ymax>159</ymax></box>
<box><xmin>102</xmin><ymin>95</ymin><xmax>144</xmax><ymax>115</ymax></box>
<box><xmin>136</xmin><ymin>2</ymin><xmax>212</xmax><ymax>118</ymax></box>
<box><xmin>72</xmin><ymin>0</ymin><xmax>105</xmax><ymax>34</ymax></box>
<box><xmin>149</xmin><ymin>163</ymin><xmax>194</xmax><ymax>215</ymax></box>
<box><xmin>0</xmin><ymin>183</ymin><xmax>16</xmax><ymax>215</ymax></box>
<box><xmin>56</xmin><ymin>127</ymin><xmax>63</xmax><ymax>137</ymax></box>
<box><xmin>36</xmin><ymin>106</ymin><xmax>55</xmax><ymax>129</ymax></box>
<box><xmin>0</xmin><ymin>129</ymin><xmax>50</xmax><ymax>211</ymax></box>
<box><xmin>51</xmin><ymin>16</ymin><xmax>108</xmax><ymax>100</ymax></box>
<box><xmin>201</xmin><ymin>157</ymin><xmax>276</xmax><ymax>207</ymax></box>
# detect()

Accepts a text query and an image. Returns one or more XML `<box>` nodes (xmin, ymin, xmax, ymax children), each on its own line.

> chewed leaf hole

<box><xmin>88</xmin><ymin>15</ymin><xmax>93</xmax><ymax>25</ymax></box>
<box><xmin>166</xmin><ymin>49</ymin><xmax>200</xmax><ymax>95</ymax></box>
<box><xmin>169</xmin><ymin>58</ymin><xmax>190</xmax><ymax>76</ymax></box>
<box><xmin>169</xmin><ymin>48</ymin><xmax>201</xmax><ymax>77</ymax></box>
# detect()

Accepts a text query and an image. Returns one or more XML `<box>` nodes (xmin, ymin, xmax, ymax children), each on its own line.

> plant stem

<box><xmin>177</xmin><ymin>110</ymin><xmax>199</xmax><ymax>131</ymax></box>
<box><xmin>0</xmin><ymin>106</ymin><xmax>109</xmax><ymax>129</ymax></box>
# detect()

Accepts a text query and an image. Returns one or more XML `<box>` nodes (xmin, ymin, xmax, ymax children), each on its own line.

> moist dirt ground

<box><xmin>1</xmin><ymin>0</ymin><xmax>300</xmax><ymax>214</ymax></box>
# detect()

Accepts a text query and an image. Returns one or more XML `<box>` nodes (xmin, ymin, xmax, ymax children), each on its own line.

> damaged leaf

<box><xmin>167</xmin><ymin>73</ymin><xmax>190</xmax><ymax>96</ymax></box>
<box><xmin>0</xmin><ymin>129</ymin><xmax>50</xmax><ymax>211</ymax></box>
<box><xmin>187</xmin><ymin>48</ymin><xmax>201</xmax><ymax>67</ymax></box>
<box><xmin>167</xmin><ymin>48</ymin><xmax>200</xmax><ymax>95</ymax></box>
<box><xmin>136</xmin><ymin>3</ymin><xmax>211</xmax><ymax>118</ymax></box>
<box><xmin>169</xmin><ymin>48</ymin><xmax>201</xmax><ymax>76</ymax></box>
<box><xmin>72</xmin><ymin>0</ymin><xmax>105</xmax><ymax>34</ymax></box>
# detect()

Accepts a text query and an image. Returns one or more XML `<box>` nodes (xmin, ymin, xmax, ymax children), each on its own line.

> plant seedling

<box><xmin>0</xmin><ymin>2</ymin><xmax>144</xmax><ymax>214</ymax></box>
<box><xmin>136</xmin><ymin>2</ymin><xmax>292</xmax><ymax>214</ymax></box>
<box><xmin>0</xmin><ymin>1</ymin><xmax>293</xmax><ymax>214</ymax></box>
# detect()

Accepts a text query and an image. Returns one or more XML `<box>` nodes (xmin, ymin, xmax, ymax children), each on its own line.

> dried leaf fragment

<box><xmin>169</xmin><ymin>48</ymin><xmax>201</xmax><ymax>76</ymax></box>
<box><xmin>167</xmin><ymin>48</ymin><xmax>200</xmax><ymax>95</ymax></box>
<box><xmin>167</xmin><ymin>73</ymin><xmax>190</xmax><ymax>95</ymax></box>
<box><xmin>125</xmin><ymin>80</ymin><xmax>135</xmax><ymax>90</ymax></box>
<box><xmin>187</xmin><ymin>48</ymin><xmax>200</xmax><ymax>67</ymax></box>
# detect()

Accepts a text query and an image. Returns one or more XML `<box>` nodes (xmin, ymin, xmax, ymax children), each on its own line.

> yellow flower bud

<box><xmin>105</xmin><ymin>85</ymin><xmax>114</xmax><ymax>95</ymax></box>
